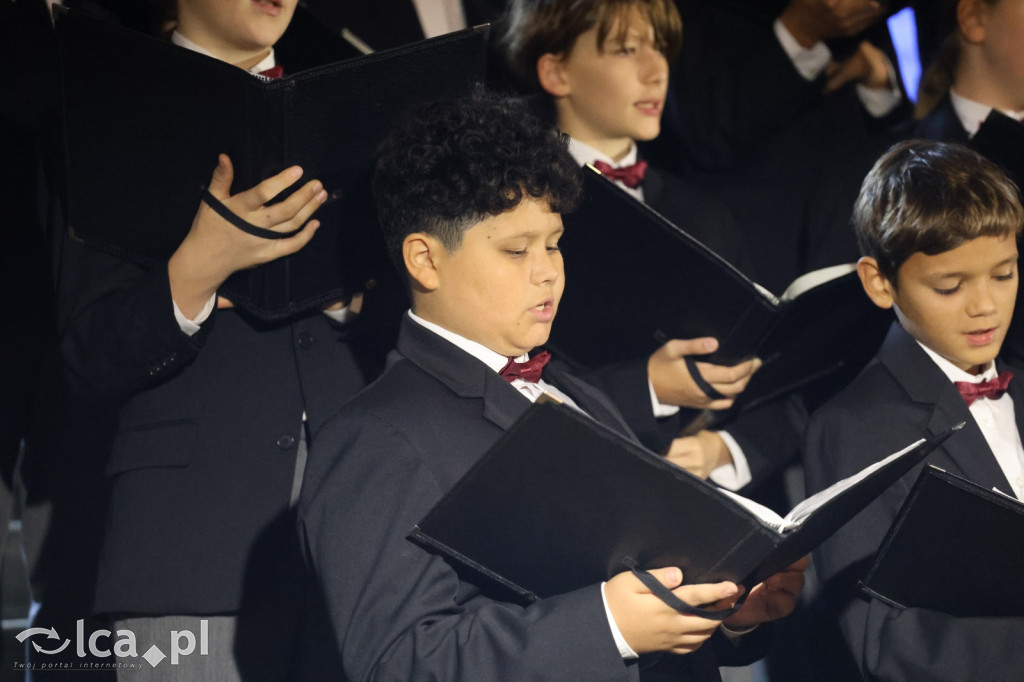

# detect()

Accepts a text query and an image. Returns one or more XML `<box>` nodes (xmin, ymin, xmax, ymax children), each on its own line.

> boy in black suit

<box><xmin>805</xmin><ymin>139</ymin><xmax>1024</xmax><ymax>680</ymax></box>
<box><xmin>501</xmin><ymin>0</ymin><xmax>808</xmax><ymax>494</ymax></box>
<box><xmin>299</xmin><ymin>90</ymin><xmax>806</xmax><ymax>681</ymax></box>
<box><xmin>54</xmin><ymin>1</ymin><xmax>372</xmax><ymax>679</ymax></box>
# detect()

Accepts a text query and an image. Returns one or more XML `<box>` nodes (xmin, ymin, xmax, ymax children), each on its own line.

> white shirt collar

<box><xmin>408</xmin><ymin>310</ymin><xmax>528</xmax><ymax>372</ymax></box>
<box><xmin>566</xmin><ymin>137</ymin><xmax>638</xmax><ymax>169</ymax></box>
<box><xmin>171</xmin><ymin>30</ymin><xmax>277</xmax><ymax>75</ymax></box>
<box><xmin>949</xmin><ymin>89</ymin><xmax>1024</xmax><ymax>138</ymax></box>
<box><xmin>916</xmin><ymin>339</ymin><xmax>998</xmax><ymax>384</ymax></box>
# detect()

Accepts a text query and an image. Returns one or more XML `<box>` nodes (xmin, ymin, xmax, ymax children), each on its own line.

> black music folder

<box><xmin>859</xmin><ymin>465</ymin><xmax>1024</xmax><ymax>618</ymax></box>
<box><xmin>550</xmin><ymin>167</ymin><xmax>891</xmax><ymax>409</ymax></box>
<box><xmin>410</xmin><ymin>401</ymin><xmax>960</xmax><ymax>601</ymax></box>
<box><xmin>55</xmin><ymin>9</ymin><xmax>487</xmax><ymax>320</ymax></box>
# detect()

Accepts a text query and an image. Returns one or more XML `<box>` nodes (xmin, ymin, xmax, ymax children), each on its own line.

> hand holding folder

<box><xmin>411</xmin><ymin>402</ymin><xmax>961</xmax><ymax>618</ymax></box>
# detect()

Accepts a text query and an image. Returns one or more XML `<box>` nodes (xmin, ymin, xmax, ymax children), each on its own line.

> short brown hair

<box><xmin>854</xmin><ymin>139</ymin><xmax>1023</xmax><ymax>285</ymax></box>
<box><xmin>500</xmin><ymin>0</ymin><xmax>682</xmax><ymax>92</ymax></box>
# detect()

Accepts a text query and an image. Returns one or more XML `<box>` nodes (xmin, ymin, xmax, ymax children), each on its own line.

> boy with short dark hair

<box><xmin>299</xmin><ymin>90</ymin><xmax>804</xmax><ymax>681</ymax></box>
<box><xmin>805</xmin><ymin>138</ymin><xmax>1024</xmax><ymax>680</ymax></box>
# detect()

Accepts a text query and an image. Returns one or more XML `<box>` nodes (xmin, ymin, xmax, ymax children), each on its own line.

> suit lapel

<box><xmin>395</xmin><ymin>316</ymin><xmax>534</xmax><ymax>432</ymax></box>
<box><xmin>915</xmin><ymin>95</ymin><xmax>970</xmax><ymax>143</ymax></box>
<box><xmin>395</xmin><ymin>316</ymin><xmax>638</xmax><ymax>439</ymax></box>
<box><xmin>881</xmin><ymin>324</ymin><xmax>1015</xmax><ymax>491</ymax></box>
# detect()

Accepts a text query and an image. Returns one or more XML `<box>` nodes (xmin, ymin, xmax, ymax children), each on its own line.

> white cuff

<box><xmin>601</xmin><ymin>582</ymin><xmax>639</xmax><ymax>660</ymax></box>
<box><xmin>173</xmin><ymin>293</ymin><xmax>216</xmax><ymax>336</ymax></box>
<box><xmin>649</xmin><ymin>379</ymin><xmax>681</xmax><ymax>418</ymax></box>
<box><xmin>774</xmin><ymin>17</ymin><xmax>830</xmax><ymax>81</ymax></box>
<box><xmin>708</xmin><ymin>430</ymin><xmax>753</xmax><ymax>491</ymax></box>
<box><xmin>322</xmin><ymin>303</ymin><xmax>355</xmax><ymax>325</ymax></box>
<box><xmin>720</xmin><ymin>621</ymin><xmax>759</xmax><ymax>640</ymax></box>
<box><xmin>855</xmin><ymin>56</ymin><xmax>902</xmax><ymax>118</ymax></box>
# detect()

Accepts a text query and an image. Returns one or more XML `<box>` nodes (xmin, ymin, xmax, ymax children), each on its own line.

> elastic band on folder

<box><xmin>684</xmin><ymin>356</ymin><xmax>727</xmax><ymax>401</ymax></box>
<box><xmin>201</xmin><ymin>188</ymin><xmax>305</xmax><ymax>240</ymax></box>
<box><xmin>624</xmin><ymin>559</ymin><xmax>744</xmax><ymax>621</ymax></box>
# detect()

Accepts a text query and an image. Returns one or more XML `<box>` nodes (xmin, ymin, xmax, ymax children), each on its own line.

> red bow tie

<box><xmin>592</xmin><ymin>160</ymin><xmax>648</xmax><ymax>189</ymax></box>
<box><xmin>257</xmin><ymin>65</ymin><xmax>284</xmax><ymax>79</ymax></box>
<box><xmin>499</xmin><ymin>351</ymin><xmax>551</xmax><ymax>383</ymax></box>
<box><xmin>955</xmin><ymin>371</ymin><xmax>1013</xmax><ymax>406</ymax></box>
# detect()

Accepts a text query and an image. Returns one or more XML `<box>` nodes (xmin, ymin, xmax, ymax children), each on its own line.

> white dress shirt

<box><xmin>949</xmin><ymin>89</ymin><xmax>1024</xmax><ymax>139</ymax></box>
<box><xmin>919</xmin><ymin>342</ymin><xmax>1024</xmax><ymax>499</ymax></box>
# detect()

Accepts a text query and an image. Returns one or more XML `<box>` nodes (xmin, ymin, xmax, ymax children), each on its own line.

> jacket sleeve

<box><xmin>57</xmin><ymin>235</ymin><xmax>208</xmax><ymax>405</ymax></box>
<box><xmin>299</xmin><ymin>408</ymin><xmax>639</xmax><ymax>682</ymax></box>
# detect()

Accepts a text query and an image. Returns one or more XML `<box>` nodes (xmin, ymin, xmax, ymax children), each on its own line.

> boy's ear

<box><xmin>957</xmin><ymin>0</ymin><xmax>987</xmax><ymax>43</ymax></box>
<box><xmin>403</xmin><ymin>233</ymin><xmax>442</xmax><ymax>292</ymax></box>
<box><xmin>857</xmin><ymin>256</ymin><xmax>896</xmax><ymax>309</ymax></box>
<box><xmin>537</xmin><ymin>53</ymin><xmax>571</xmax><ymax>97</ymax></box>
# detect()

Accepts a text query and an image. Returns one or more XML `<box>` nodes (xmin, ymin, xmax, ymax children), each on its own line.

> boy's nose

<box><xmin>642</xmin><ymin>49</ymin><xmax>669</xmax><ymax>83</ymax></box>
<box><xmin>531</xmin><ymin>252</ymin><xmax>561</xmax><ymax>284</ymax></box>
<box><xmin>966</xmin><ymin>284</ymin><xmax>998</xmax><ymax>316</ymax></box>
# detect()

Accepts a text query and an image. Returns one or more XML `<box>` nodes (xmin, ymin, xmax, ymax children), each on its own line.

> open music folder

<box><xmin>411</xmin><ymin>401</ymin><xmax>960</xmax><ymax>601</ymax></box>
<box><xmin>55</xmin><ymin>8</ymin><xmax>487</xmax><ymax>320</ymax></box>
<box><xmin>549</xmin><ymin>167</ymin><xmax>891</xmax><ymax>410</ymax></box>
<box><xmin>860</xmin><ymin>465</ymin><xmax>1024</xmax><ymax>617</ymax></box>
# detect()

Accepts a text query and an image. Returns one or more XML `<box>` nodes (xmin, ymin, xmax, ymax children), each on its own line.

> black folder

<box><xmin>55</xmin><ymin>9</ymin><xmax>487</xmax><ymax>320</ymax></box>
<box><xmin>859</xmin><ymin>465</ymin><xmax>1024</xmax><ymax>617</ymax></box>
<box><xmin>410</xmin><ymin>401</ymin><xmax>959</xmax><ymax>601</ymax></box>
<box><xmin>550</xmin><ymin>168</ymin><xmax>891</xmax><ymax>409</ymax></box>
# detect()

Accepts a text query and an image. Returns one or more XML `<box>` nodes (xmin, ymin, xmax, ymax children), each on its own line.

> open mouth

<box><xmin>635</xmin><ymin>99</ymin><xmax>662</xmax><ymax>116</ymax></box>
<box><xmin>253</xmin><ymin>0</ymin><xmax>283</xmax><ymax>16</ymax></box>
<box><xmin>965</xmin><ymin>327</ymin><xmax>998</xmax><ymax>346</ymax></box>
<box><xmin>531</xmin><ymin>299</ymin><xmax>555</xmax><ymax>321</ymax></box>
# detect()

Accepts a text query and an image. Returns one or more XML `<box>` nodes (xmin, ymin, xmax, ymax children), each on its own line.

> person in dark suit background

<box><xmin>300</xmin><ymin>88</ymin><xmax>807</xmax><ymax>682</ymax></box>
<box><xmin>805</xmin><ymin>139</ymin><xmax>1024</xmax><ymax>680</ymax></box>
<box><xmin>52</xmin><ymin>1</ymin><xmax>375</xmax><ymax>679</ymax></box>
<box><xmin>648</xmin><ymin>0</ymin><xmax>909</xmax><ymax>294</ymax></box>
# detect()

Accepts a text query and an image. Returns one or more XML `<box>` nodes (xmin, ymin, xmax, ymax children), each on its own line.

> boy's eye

<box><xmin>546</xmin><ymin>244</ymin><xmax>561</xmax><ymax>253</ymax></box>
<box><xmin>503</xmin><ymin>249</ymin><xmax>527</xmax><ymax>257</ymax></box>
<box><xmin>933</xmin><ymin>285</ymin><xmax>960</xmax><ymax>296</ymax></box>
<box><xmin>994</xmin><ymin>271</ymin><xmax>1016</xmax><ymax>281</ymax></box>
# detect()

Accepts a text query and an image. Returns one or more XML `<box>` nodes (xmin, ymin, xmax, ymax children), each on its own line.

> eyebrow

<box><xmin>500</xmin><ymin>227</ymin><xmax>564</xmax><ymax>241</ymax></box>
<box><xmin>931</xmin><ymin>256</ymin><xmax>1018</xmax><ymax>280</ymax></box>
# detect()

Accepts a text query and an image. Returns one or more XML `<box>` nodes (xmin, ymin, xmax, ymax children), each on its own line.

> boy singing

<box><xmin>805</xmin><ymin>138</ymin><xmax>1024</xmax><ymax>680</ymax></box>
<box><xmin>299</xmin><ymin>90</ymin><xmax>804</xmax><ymax>681</ymax></box>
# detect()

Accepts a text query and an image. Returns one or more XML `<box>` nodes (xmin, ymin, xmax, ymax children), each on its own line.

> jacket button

<box><xmin>276</xmin><ymin>435</ymin><xmax>296</xmax><ymax>450</ymax></box>
<box><xmin>297</xmin><ymin>332</ymin><xmax>314</xmax><ymax>349</ymax></box>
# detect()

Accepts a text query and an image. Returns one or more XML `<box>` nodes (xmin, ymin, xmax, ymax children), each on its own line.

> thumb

<box><xmin>824</xmin><ymin>56</ymin><xmax>859</xmax><ymax>93</ymax></box>
<box><xmin>644</xmin><ymin>566</ymin><xmax>684</xmax><ymax>591</ymax></box>
<box><xmin>663</xmin><ymin>337</ymin><xmax>718</xmax><ymax>359</ymax></box>
<box><xmin>208</xmin><ymin>153</ymin><xmax>234</xmax><ymax>198</ymax></box>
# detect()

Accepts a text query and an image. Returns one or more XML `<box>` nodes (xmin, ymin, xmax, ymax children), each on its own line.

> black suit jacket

<box><xmin>804</xmin><ymin>322</ymin><xmax>1024</xmax><ymax>680</ymax></box>
<box><xmin>298</xmin><ymin>315</ymin><xmax>762</xmax><ymax>681</ymax></box>
<box><xmin>56</xmin><ymin>236</ymin><xmax>372</xmax><ymax>618</ymax></box>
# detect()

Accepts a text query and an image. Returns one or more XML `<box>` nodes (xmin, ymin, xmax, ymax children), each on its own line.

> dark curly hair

<box><xmin>373</xmin><ymin>89</ymin><xmax>583</xmax><ymax>272</ymax></box>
